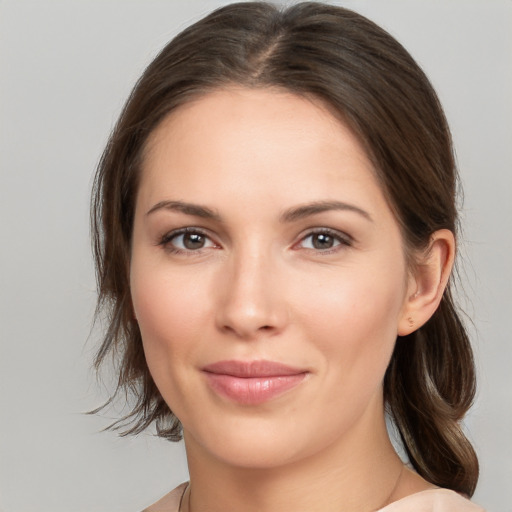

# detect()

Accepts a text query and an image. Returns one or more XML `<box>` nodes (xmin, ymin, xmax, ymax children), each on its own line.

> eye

<box><xmin>160</xmin><ymin>228</ymin><xmax>218</xmax><ymax>253</ymax></box>
<box><xmin>297</xmin><ymin>229</ymin><xmax>352</xmax><ymax>252</ymax></box>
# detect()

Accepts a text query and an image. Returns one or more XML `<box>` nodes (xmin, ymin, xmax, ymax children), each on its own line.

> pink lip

<box><xmin>202</xmin><ymin>360</ymin><xmax>308</xmax><ymax>405</ymax></box>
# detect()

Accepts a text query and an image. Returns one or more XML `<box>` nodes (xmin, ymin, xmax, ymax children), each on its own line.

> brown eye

<box><xmin>311</xmin><ymin>233</ymin><xmax>335</xmax><ymax>249</ymax></box>
<box><xmin>183</xmin><ymin>232</ymin><xmax>206</xmax><ymax>250</ymax></box>
<box><xmin>162</xmin><ymin>229</ymin><xmax>217</xmax><ymax>252</ymax></box>
<box><xmin>297</xmin><ymin>229</ymin><xmax>351</xmax><ymax>252</ymax></box>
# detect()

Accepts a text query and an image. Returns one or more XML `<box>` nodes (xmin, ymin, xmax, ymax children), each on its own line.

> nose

<box><xmin>215</xmin><ymin>247</ymin><xmax>288</xmax><ymax>340</ymax></box>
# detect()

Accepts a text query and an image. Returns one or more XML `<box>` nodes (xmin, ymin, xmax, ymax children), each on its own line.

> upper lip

<box><xmin>202</xmin><ymin>360</ymin><xmax>307</xmax><ymax>378</ymax></box>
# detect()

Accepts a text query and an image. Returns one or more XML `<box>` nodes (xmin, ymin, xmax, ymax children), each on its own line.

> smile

<box><xmin>202</xmin><ymin>360</ymin><xmax>309</xmax><ymax>405</ymax></box>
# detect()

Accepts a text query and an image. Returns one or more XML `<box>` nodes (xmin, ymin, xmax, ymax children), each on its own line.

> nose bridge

<box><xmin>216</xmin><ymin>239</ymin><xmax>286</xmax><ymax>338</ymax></box>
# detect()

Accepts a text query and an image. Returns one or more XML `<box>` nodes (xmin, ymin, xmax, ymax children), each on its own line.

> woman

<box><xmin>91</xmin><ymin>2</ymin><xmax>485</xmax><ymax>511</ymax></box>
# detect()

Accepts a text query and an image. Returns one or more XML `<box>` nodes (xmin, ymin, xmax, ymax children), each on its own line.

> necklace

<box><xmin>178</xmin><ymin>484</ymin><xmax>189</xmax><ymax>512</ymax></box>
<box><xmin>179</xmin><ymin>464</ymin><xmax>405</xmax><ymax>512</ymax></box>
<box><xmin>374</xmin><ymin>464</ymin><xmax>405</xmax><ymax>511</ymax></box>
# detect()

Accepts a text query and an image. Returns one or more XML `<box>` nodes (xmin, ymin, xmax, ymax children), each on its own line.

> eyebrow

<box><xmin>146</xmin><ymin>200</ymin><xmax>221</xmax><ymax>221</ymax></box>
<box><xmin>146</xmin><ymin>199</ymin><xmax>372</xmax><ymax>223</ymax></box>
<box><xmin>280</xmin><ymin>201</ymin><xmax>372</xmax><ymax>223</ymax></box>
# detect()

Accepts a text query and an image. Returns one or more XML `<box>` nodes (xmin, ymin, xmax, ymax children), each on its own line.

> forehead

<box><xmin>144</xmin><ymin>86</ymin><xmax>352</xmax><ymax>157</ymax></box>
<box><xmin>137</xmin><ymin>87</ymin><xmax>390</xmax><ymax>222</ymax></box>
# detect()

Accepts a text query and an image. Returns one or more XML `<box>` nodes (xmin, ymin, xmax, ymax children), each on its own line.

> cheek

<box><xmin>293</xmin><ymin>263</ymin><xmax>405</xmax><ymax>381</ymax></box>
<box><xmin>130</xmin><ymin>265</ymin><xmax>211</xmax><ymax>381</ymax></box>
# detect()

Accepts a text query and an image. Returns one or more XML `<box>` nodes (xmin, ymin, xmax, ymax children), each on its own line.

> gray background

<box><xmin>1</xmin><ymin>1</ymin><xmax>511</xmax><ymax>511</ymax></box>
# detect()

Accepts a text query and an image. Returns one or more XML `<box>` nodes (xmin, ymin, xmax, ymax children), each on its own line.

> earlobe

<box><xmin>398</xmin><ymin>229</ymin><xmax>455</xmax><ymax>336</ymax></box>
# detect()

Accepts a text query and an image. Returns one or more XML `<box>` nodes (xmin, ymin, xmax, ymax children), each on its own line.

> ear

<box><xmin>397</xmin><ymin>229</ymin><xmax>455</xmax><ymax>336</ymax></box>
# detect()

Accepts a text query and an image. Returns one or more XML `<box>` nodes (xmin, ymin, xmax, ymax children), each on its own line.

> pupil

<box><xmin>184</xmin><ymin>233</ymin><xmax>205</xmax><ymax>249</ymax></box>
<box><xmin>313</xmin><ymin>233</ymin><xmax>333</xmax><ymax>249</ymax></box>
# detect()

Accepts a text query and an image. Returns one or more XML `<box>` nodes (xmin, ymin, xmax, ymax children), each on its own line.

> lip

<box><xmin>202</xmin><ymin>360</ymin><xmax>308</xmax><ymax>405</ymax></box>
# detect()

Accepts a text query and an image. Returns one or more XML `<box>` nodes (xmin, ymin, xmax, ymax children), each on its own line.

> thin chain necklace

<box><xmin>179</xmin><ymin>464</ymin><xmax>405</xmax><ymax>512</ymax></box>
<box><xmin>178</xmin><ymin>484</ymin><xmax>188</xmax><ymax>512</ymax></box>
<box><xmin>374</xmin><ymin>464</ymin><xmax>405</xmax><ymax>511</ymax></box>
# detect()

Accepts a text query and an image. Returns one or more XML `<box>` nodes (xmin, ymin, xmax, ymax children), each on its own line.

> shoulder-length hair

<box><xmin>91</xmin><ymin>2</ymin><xmax>478</xmax><ymax>496</ymax></box>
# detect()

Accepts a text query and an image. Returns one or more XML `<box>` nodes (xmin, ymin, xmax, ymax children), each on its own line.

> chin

<box><xmin>183</xmin><ymin>414</ymin><xmax>319</xmax><ymax>469</ymax></box>
<box><xmin>182</xmin><ymin>405</ymin><xmax>364</xmax><ymax>472</ymax></box>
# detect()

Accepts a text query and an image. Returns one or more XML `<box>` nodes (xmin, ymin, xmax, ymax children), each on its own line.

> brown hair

<box><xmin>91</xmin><ymin>2</ymin><xmax>478</xmax><ymax>496</ymax></box>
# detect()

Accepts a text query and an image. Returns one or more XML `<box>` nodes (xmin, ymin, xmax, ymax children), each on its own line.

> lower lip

<box><xmin>204</xmin><ymin>373</ymin><xmax>307</xmax><ymax>405</ymax></box>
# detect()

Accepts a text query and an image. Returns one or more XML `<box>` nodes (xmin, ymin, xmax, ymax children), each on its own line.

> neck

<box><xmin>183</xmin><ymin>402</ymin><xmax>407</xmax><ymax>512</ymax></box>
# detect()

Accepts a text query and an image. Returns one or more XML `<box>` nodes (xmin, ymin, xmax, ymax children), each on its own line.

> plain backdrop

<box><xmin>1</xmin><ymin>1</ymin><xmax>511</xmax><ymax>511</ymax></box>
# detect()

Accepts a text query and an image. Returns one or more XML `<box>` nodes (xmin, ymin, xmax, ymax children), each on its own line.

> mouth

<box><xmin>201</xmin><ymin>360</ymin><xmax>309</xmax><ymax>405</ymax></box>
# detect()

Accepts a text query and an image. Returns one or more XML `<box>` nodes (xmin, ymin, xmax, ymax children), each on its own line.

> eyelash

<box><xmin>158</xmin><ymin>227</ymin><xmax>218</xmax><ymax>256</ymax></box>
<box><xmin>158</xmin><ymin>227</ymin><xmax>353</xmax><ymax>255</ymax></box>
<box><xmin>295</xmin><ymin>228</ymin><xmax>353</xmax><ymax>254</ymax></box>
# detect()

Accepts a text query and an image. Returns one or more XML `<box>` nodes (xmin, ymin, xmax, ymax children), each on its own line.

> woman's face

<box><xmin>130</xmin><ymin>88</ymin><xmax>414</xmax><ymax>468</ymax></box>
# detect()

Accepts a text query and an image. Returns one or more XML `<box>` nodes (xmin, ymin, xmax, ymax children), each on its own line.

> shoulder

<box><xmin>142</xmin><ymin>482</ymin><xmax>188</xmax><ymax>512</ymax></box>
<box><xmin>379</xmin><ymin>488</ymin><xmax>486</xmax><ymax>512</ymax></box>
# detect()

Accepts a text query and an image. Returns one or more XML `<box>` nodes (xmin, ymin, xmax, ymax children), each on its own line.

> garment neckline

<box><xmin>377</xmin><ymin>488</ymin><xmax>459</xmax><ymax>510</ymax></box>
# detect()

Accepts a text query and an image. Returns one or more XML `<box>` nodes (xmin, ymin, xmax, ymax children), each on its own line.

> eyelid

<box><xmin>157</xmin><ymin>226</ymin><xmax>353</xmax><ymax>254</ymax></box>
<box><xmin>158</xmin><ymin>226</ymin><xmax>220</xmax><ymax>253</ymax></box>
<box><xmin>293</xmin><ymin>227</ymin><xmax>354</xmax><ymax>251</ymax></box>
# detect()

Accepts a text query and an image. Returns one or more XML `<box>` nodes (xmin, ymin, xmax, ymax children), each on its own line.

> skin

<box><xmin>130</xmin><ymin>88</ymin><xmax>454</xmax><ymax>512</ymax></box>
